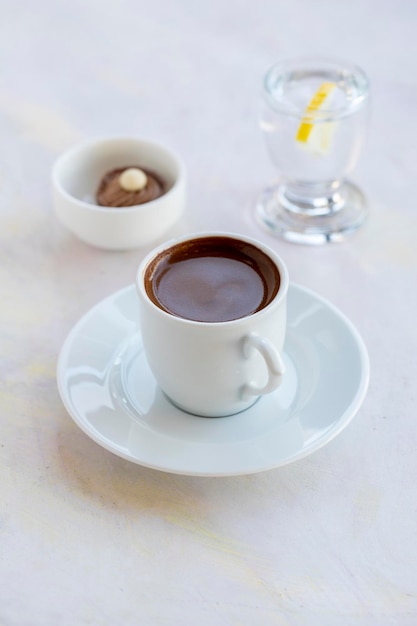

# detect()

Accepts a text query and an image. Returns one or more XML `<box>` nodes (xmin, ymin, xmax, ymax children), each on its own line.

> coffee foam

<box><xmin>145</xmin><ymin>236</ymin><xmax>280</xmax><ymax>322</ymax></box>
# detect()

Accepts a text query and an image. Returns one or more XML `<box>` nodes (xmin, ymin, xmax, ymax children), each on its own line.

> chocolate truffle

<box><xmin>96</xmin><ymin>166</ymin><xmax>165</xmax><ymax>207</ymax></box>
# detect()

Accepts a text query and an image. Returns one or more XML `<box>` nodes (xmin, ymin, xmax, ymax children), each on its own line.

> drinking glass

<box><xmin>256</xmin><ymin>58</ymin><xmax>370</xmax><ymax>244</ymax></box>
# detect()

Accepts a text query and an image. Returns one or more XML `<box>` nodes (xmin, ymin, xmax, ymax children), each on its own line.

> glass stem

<box><xmin>278</xmin><ymin>179</ymin><xmax>346</xmax><ymax>216</ymax></box>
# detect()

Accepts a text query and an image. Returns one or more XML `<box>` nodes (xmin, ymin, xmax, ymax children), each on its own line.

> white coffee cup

<box><xmin>136</xmin><ymin>232</ymin><xmax>289</xmax><ymax>417</ymax></box>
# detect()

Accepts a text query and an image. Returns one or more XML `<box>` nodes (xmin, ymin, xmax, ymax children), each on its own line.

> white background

<box><xmin>1</xmin><ymin>1</ymin><xmax>416</xmax><ymax>624</ymax></box>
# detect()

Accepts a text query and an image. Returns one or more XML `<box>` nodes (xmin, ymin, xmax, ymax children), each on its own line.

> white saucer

<box><xmin>57</xmin><ymin>284</ymin><xmax>369</xmax><ymax>476</ymax></box>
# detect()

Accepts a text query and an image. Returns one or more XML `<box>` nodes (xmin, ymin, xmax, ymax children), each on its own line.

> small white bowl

<box><xmin>52</xmin><ymin>137</ymin><xmax>186</xmax><ymax>250</ymax></box>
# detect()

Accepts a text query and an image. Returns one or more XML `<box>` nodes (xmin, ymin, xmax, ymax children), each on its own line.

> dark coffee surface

<box><xmin>145</xmin><ymin>236</ymin><xmax>280</xmax><ymax>322</ymax></box>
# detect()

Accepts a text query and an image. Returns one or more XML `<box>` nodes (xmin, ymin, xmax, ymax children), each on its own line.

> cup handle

<box><xmin>240</xmin><ymin>332</ymin><xmax>285</xmax><ymax>400</ymax></box>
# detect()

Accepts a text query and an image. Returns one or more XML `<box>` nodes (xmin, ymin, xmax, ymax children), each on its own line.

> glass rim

<box><xmin>263</xmin><ymin>57</ymin><xmax>370</xmax><ymax>121</ymax></box>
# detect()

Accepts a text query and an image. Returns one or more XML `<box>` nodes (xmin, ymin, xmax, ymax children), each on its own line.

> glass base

<box><xmin>256</xmin><ymin>180</ymin><xmax>368</xmax><ymax>245</ymax></box>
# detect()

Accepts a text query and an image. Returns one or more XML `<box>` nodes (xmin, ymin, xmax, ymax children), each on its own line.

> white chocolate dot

<box><xmin>119</xmin><ymin>168</ymin><xmax>148</xmax><ymax>192</ymax></box>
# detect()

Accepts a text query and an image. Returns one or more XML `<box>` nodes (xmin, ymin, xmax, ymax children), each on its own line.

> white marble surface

<box><xmin>1</xmin><ymin>0</ymin><xmax>417</xmax><ymax>624</ymax></box>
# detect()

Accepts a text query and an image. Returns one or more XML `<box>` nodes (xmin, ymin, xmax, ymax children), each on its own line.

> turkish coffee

<box><xmin>144</xmin><ymin>236</ymin><xmax>280</xmax><ymax>323</ymax></box>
